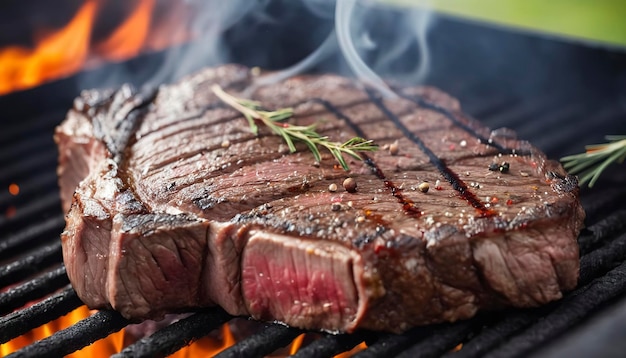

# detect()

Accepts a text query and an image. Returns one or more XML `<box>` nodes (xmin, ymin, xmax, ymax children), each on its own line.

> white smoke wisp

<box><xmin>78</xmin><ymin>0</ymin><xmax>258</xmax><ymax>91</ymax></box>
<box><xmin>248</xmin><ymin>30</ymin><xmax>338</xmax><ymax>93</ymax></box>
<box><xmin>370</xmin><ymin>6</ymin><xmax>432</xmax><ymax>85</ymax></box>
<box><xmin>411</xmin><ymin>9</ymin><xmax>433</xmax><ymax>84</ymax></box>
<box><xmin>147</xmin><ymin>0</ymin><xmax>257</xmax><ymax>87</ymax></box>
<box><xmin>78</xmin><ymin>0</ymin><xmax>435</xmax><ymax>95</ymax></box>
<box><xmin>335</xmin><ymin>0</ymin><xmax>397</xmax><ymax>98</ymax></box>
<box><xmin>334</xmin><ymin>0</ymin><xmax>434</xmax><ymax>96</ymax></box>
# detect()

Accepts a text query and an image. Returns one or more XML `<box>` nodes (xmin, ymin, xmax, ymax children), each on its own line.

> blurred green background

<box><xmin>392</xmin><ymin>0</ymin><xmax>626</xmax><ymax>48</ymax></box>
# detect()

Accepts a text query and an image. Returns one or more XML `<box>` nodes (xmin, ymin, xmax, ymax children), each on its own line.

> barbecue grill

<box><xmin>2</xmin><ymin>2</ymin><xmax>626</xmax><ymax>357</ymax></box>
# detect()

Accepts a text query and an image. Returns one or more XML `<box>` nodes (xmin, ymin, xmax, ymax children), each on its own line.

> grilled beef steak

<box><xmin>55</xmin><ymin>64</ymin><xmax>584</xmax><ymax>333</ymax></box>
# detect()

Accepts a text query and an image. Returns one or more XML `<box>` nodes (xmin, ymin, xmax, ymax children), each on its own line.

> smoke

<box><xmin>146</xmin><ymin>0</ymin><xmax>257</xmax><ymax>86</ymax></box>
<box><xmin>248</xmin><ymin>30</ymin><xmax>338</xmax><ymax>91</ymax></box>
<box><xmin>335</xmin><ymin>0</ymin><xmax>396</xmax><ymax>97</ymax></box>
<box><xmin>79</xmin><ymin>0</ymin><xmax>435</xmax><ymax>93</ymax></box>
<box><xmin>335</xmin><ymin>0</ymin><xmax>434</xmax><ymax>96</ymax></box>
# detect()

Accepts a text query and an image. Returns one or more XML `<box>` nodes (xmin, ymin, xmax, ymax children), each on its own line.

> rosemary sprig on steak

<box><xmin>561</xmin><ymin>135</ymin><xmax>626</xmax><ymax>187</ymax></box>
<box><xmin>211</xmin><ymin>84</ymin><xmax>378</xmax><ymax>170</ymax></box>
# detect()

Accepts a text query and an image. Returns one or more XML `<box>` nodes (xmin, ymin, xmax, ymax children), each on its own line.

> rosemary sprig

<box><xmin>560</xmin><ymin>135</ymin><xmax>626</xmax><ymax>188</ymax></box>
<box><xmin>211</xmin><ymin>84</ymin><xmax>378</xmax><ymax>170</ymax></box>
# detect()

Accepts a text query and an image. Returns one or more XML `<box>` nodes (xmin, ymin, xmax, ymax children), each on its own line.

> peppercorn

<box><xmin>343</xmin><ymin>178</ymin><xmax>357</xmax><ymax>193</ymax></box>
<box><xmin>389</xmin><ymin>140</ymin><xmax>399</xmax><ymax>155</ymax></box>
<box><xmin>499</xmin><ymin>162</ymin><xmax>510</xmax><ymax>173</ymax></box>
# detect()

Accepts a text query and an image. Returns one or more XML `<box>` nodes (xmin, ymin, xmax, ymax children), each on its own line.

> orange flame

<box><xmin>0</xmin><ymin>307</ymin><xmax>235</xmax><ymax>357</ymax></box>
<box><xmin>0</xmin><ymin>0</ymin><xmax>191</xmax><ymax>95</ymax></box>
<box><xmin>8</xmin><ymin>183</ymin><xmax>20</xmax><ymax>196</ymax></box>
<box><xmin>95</xmin><ymin>0</ymin><xmax>155</xmax><ymax>61</ymax></box>
<box><xmin>1</xmin><ymin>305</ymin><xmax>367</xmax><ymax>357</ymax></box>
<box><xmin>290</xmin><ymin>333</ymin><xmax>306</xmax><ymax>355</ymax></box>
<box><xmin>0</xmin><ymin>1</ymin><xmax>96</xmax><ymax>95</ymax></box>
<box><xmin>0</xmin><ymin>306</ymin><xmax>125</xmax><ymax>358</ymax></box>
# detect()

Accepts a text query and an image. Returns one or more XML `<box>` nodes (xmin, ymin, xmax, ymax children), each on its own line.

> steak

<box><xmin>55</xmin><ymin>64</ymin><xmax>585</xmax><ymax>333</ymax></box>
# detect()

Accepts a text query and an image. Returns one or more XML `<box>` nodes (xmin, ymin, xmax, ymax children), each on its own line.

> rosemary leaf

<box><xmin>211</xmin><ymin>84</ymin><xmax>378</xmax><ymax>170</ymax></box>
<box><xmin>560</xmin><ymin>135</ymin><xmax>626</xmax><ymax>188</ymax></box>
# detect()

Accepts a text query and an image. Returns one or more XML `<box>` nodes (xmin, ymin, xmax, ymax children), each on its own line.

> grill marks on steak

<box><xmin>365</xmin><ymin>91</ymin><xmax>496</xmax><ymax>218</ymax></box>
<box><xmin>56</xmin><ymin>65</ymin><xmax>584</xmax><ymax>333</ymax></box>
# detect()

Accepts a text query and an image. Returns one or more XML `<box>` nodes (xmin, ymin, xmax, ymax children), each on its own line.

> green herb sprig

<box><xmin>211</xmin><ymin>84</ymin><xmax>378</xmax><ymax>170</ymax></box>
<box><xmin>561</xmin><ymin>135</ymin><xmax>626</xmax><ymax>188</ymax></box>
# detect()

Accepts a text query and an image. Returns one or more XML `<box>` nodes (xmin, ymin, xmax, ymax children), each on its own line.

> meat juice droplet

<box><xmin>445</xmin><ymin>168</ymin><xmax>497</xmax><ymax>218</ymax></box>
<box><xmin>361</xmin><ymin>156</ymin><xmax>422</xmax><ymax>218</ymax></box>
<box><xmin>383</xmin><ymin>180</ymin><xmax>421</xmax><ymax>218</ymax></box>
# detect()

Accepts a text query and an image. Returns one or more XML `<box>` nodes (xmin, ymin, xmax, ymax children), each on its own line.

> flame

<box><xmin>8</xmin><ymin>183</ymin><xmax>20</xmax><ymax>196</ymax></box>
<box><xmin>336</xmin><ymin>342</ymin><xmax>368</xmax><ymax>357</ymax></box>
<box><xmin>94</xmin><ymin>0</ymin><xmax>155</xmax><ymax>61</ymax></box>
<box><xmin>1</xmin><ymin>304</ymin><xmax>367</xmax><ymax>357</ymax></box>
<box><xmin>0</xmin><ymin>1</ymin><xmax>96</xmax><ymax>95</ymax></box>
<box><xmin>0</xmin><ymin>306</ymin><xmax>125</xmax><ymax>358</ymax></box>
<box><xmin>289</xmin><ymin>334</ymin><xmax>306</xmax><ymax>355</ymax></box>
<box><xmin>0</xmin><ymin>0</ymin><xmax>191</xmax><ymax>95</ymax></box>
<box><xmin>0</xmin><ymin>306</ymin><xmax>235</xmax><ymax>357</ymax></box>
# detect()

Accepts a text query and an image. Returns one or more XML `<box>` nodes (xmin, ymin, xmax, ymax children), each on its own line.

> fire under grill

<box><xmin>2</xmin><ymin>12</ymin><xmax>626</xmax><ymax>358</ymax></box>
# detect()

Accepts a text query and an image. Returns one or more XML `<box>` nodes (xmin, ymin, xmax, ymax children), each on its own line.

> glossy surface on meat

<box><xmin>55</xmin><ymin>64</ymin><xmax>584</xmax><ymax>333</ymax></box>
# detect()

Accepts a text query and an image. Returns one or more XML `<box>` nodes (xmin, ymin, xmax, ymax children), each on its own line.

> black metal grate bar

<box><xmin>0</xmin><ymin>265</ymin><xmax>68</xmax><ymax>315</ymax></box>
<box><xmin>0</xmin><ymin>241</ymin><xmax>62</xmax><ymax>287</ymax></box>
<box><xmin>0</xmin><ymin>173</ymin><xmax>57</xmax><ymax>206</ymax></box>
<box><xmin>580</xmin><ymin>187</ymin><xmax>626</xmax><ymax>224</ymax></box>
<box><xmin>514</xmin><ymin>102</ymin><xmax>590</xmax><ymax>143</ymax></box>
<box><xmin>578</xmin><ymin>231</ymin><xmax>626</xmax><ymax>284</ymax></box>
<box><xmin>0</xmin><ymin>215</ymin><xmax>64</xmax><ymax>260</ymax></box>
<box><xmin>544</xmin><ymin>105</ymin><xmax>626</xmax><ymax>156</ymax></box>
<box><xmin>354</xmin><ymin>326</ymin><xmax>434</xmax><ymax>358</ymax></box>
<box><xmin>0</xmin><ymin>151</ymin><xmax>56</xmax><ymax>183</ymax></box>
<box><xmin>397</xmin><ymin>321</ymin><xmax>474</xmax><ymax>358</ymax></box>
<box><xmin>290</xmin><ymin>331</ymin><xmax>372</xmax><ymax>358</ymax></box>
<box><xmin>483</xmin><ymin>259</ymin><xmax>626</xmax><ymax>358</ymax></box>
<box><xmin>215</xmin><ymin>323</ymin><xmax>303</xmax><ymax>358</ymax></box>
<box><xmin>577</xmin><ymin>209</ymin><xmax>626</xmax><ymax>254</ymax></box>
<box><xmin>532</xmin><ymin>286</ymin><xmax>626</xmax><ymax>358</ymax></box>
<box><xmin>0</xmin><ymin>132</ymin><xmax>54</xmax><ymax>166</ymax></box>
<box><xmin>460</xmin><ymin>97</ymin><xmax>519</xmax><ymax>121</ymax></box>
<box><xmin>0</xmin><ymin>111</ymin><xmax>64</xmax><ymax>146</ymax></box>
<box><xmin>445</xmin><ymin>229</ymin><xmax>626</xmax><ymax>358</ymax></box>
<box><xmin>0</xmin><ymin>193</ymin><xmax>61</xmax><ymax>233</ymax></box>
<box><xmin>477</xmin><ymin>93</ymin><xmax>571</xmax><ymax>129</ymax></box>
<box><xmin>112</xmin><ymin>308</ymin><xmax>232</xmax><ymax>358</ymax></box>
<box><xmin>0</xmin><ymin>286</ymin><xmax>82</xmax><ymax>344</ymax></box>
<box><xmin>7</xmin><ymin>309</ymin><xmax>129</xmax><ymax>358</ymax></box>
<box><xmin>441</xmin><ymin>310</ymin><xmax>544</xmax><ymax>358</ymax></box>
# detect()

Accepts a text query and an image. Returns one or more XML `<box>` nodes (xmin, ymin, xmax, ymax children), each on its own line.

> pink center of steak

<box><xmin>241</xmin><ymin>232</ymin><xmax>362</xmax><ymax>332</ymax></box>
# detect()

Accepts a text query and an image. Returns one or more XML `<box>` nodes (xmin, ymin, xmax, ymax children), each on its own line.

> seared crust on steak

<box><xmin>55</xmin><ymin>64</ymin><xmax>584</xmax><ymax>333</ymax></box>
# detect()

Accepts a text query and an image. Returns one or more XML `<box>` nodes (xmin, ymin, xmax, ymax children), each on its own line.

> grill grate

<box><xmin>215</xmin><ymin>324</ymin><xmax>303</xmax><ymax>358</ymax></box>
<box><xmin>114</xmin><ymin>309</ymin><xmax>231</xmax><ymax>358</ymax></box>
<box><xmin>0</xmin><ymin>88</ymin><xmax>625</xmax><ymax>357</ymax></box>
<box><xmin>2</xmin><ymin>16</ymin><xmax>626</xmax><ymax>358</ymax></box>
<box><xmin>0</xmin><ymin>286</ymin><xmax>81</xmax><ymax>344</ymax></box>
<box><xmin>11</xmin><ymin>310</ymin><xmax>129</xmax><ymax>358</ymax></box>
<box><xmin>2</xmin><ymin>93</ymin><xmax>625</xmax><ymax>358</ymax></box>
<box><xmin>0</xmin><ymin>265</ymin><xmax>68</xmax><ymax>315</ymax></box>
